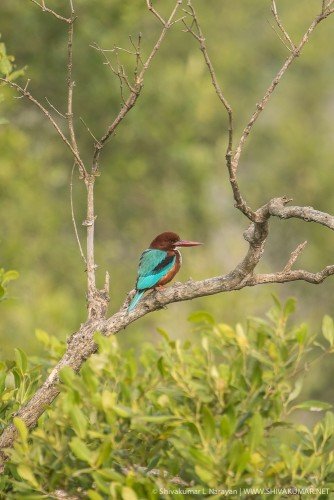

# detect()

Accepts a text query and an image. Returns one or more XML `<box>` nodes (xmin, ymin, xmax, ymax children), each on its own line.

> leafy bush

<box><xmin>1</xmin><ymin>299</ymin><xmax>334</xmax><ymax>499</ymax></box>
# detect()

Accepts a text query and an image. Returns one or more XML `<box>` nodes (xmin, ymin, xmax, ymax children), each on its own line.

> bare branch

<box><xmin>92</xmin><ymin>0</ymin><xmax>182</xmax><ymax>173</ymax></box>
<box><xmin>29</xmin><ymin>0</ymin><xmax>72</xmax><ymax>23</ymax></box>
<box><xmin>249</xmin><ymin>265</ymin><xmax>334</xmax><ymax>287</ymax></box>
<box><xmin>146</xmin><ymin>0</ymin><xmax>166</xmax><ymax>26</ymax></box>
<box><xmin>70</xmin><ymin>163</ymin><xmax>86</xmax><ymax>265</ymax></box>
<box><xmin>267</xmin><ymin>197</ymin><xmax>334</xmax><ymax>230</ymax></box>
<box><xmin>266</xmin><ymin>19</ymin><xmax>293</xmax><ymax>52</ymax></box>
<box><xmin>83</xmin><ymin>176</ymin><xmax>97</xmax><ymax>317</ymax></box>
<box><xmin>0</xmin><ymin>78</ymin><xmax>86</xmax><ymax>173</ymax></box>
<box><xmin>66</xmin><ymin>8</ymin><xmax>86</xmax><ymax>178</ymax></box>
<box><xmin>45</xmin><ymin>96</ymin><xmax>66</xmax><ymax>119</ymax></box>
<box><xmin>183</xmin><ymin>2</ymin><xmax>257</xmax><ymax>220</ymax></box>
<box><xmin>282</xmin><ymin>241</ymin><xmax>307</xmax><ymax>273</ymax></box>
<box><xmin>184</xmin><ymin>3</ymin><xmax>334</xmax><ymax>221</ymax></box>
<box><xmin>79</xmin><ymin>116</ymin><xmax>99</xmax><ymax>142</ymax></box>
<box><xmin>271</xmin><ymin>0</ymin><xmax>296</xmax><ymax>51</ymax></box>
<box><xmin>182</xmin><ymin>3</ymin><xmax>233</xmax><ymax>154</ymax></box>
<box><xmin>231</xmin><ymin>7</ymin><xmax>334</xmax><ymax>219</ymax></box>
<box><xmin>323</xmin><ymin>0</ymin><xmax>334</xmax><ymax>13</ymax></box>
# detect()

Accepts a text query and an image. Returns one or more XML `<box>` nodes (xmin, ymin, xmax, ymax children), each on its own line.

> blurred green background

<box><xmin>0</xmin><ymin>0</ymin><xmax>334</xmax><ymax>376</ymax></box>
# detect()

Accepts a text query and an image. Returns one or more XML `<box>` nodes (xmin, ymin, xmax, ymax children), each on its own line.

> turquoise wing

<box><xmin>136</xmin><ymin>249</ymin><xmax>176</xmax><ymax>291</ymax></box>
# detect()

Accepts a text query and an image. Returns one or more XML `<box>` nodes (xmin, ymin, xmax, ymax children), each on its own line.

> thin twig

<box><xmin>66</xmin><ymin>5</ymin><xmax>86</xmax><ymax>178</ymax></box>
<box><xmin>230</xmin><ymin>6</ymin><xmax>334</xmax><ymax>220</ymax></box>
<box><xmin>29</xmin><ymin>0</ymin><xmax>71</xmax><ymax>23</ymax></box>
<box><xmin>146</xmin><ymin>0</ymin><xmax>166</xmax><ymax>26</ymax></box>
<box><xmin>183</xmin><ymin>2</ymin><xmax>242</xmax><ymax>215</ymax></box>
<box><xmin>92</xmin><ymin>0</ymin><xmax>182</xmax><ymax>173</ymax></box>
<box><xmin>266</xmin><ymin>19</ymin><xmax>292</xmax><ymax>52</ymax></box>
<box><xmin>79</xmin><ymin>117</ymin><xmax>98</xmax><ymax>142</ymax></box>
<box><xmin>282</xmin><ymin>241</ymin><xmax>307</xmax><ymax>273</ymax></box>
<box><xmin>70</xmin><ymin>163</ymin><xmax>87</xmax><ymax>265</ymax></box>
<box><xmin>0</xmin><ymin>78</ymin><xmax>86</xmax><ymax>172</ymax></box>
<box><xmin>271</xmin><ymin>0</ymin><xmax>296</xmax><ymax>50</ymax></box>
<box><xmin>45</xmin><ymin>97</ymin><xmax>66</xmax><ymax>118</ymax></box>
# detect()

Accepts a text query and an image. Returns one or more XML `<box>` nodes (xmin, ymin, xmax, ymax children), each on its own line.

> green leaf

<box><xmin>220</xmin><ymin>415</ymin><xmax>235</xmax><ymax>438</ymax></box>
<box><xmin>195</xmin><ymin>465</ymin><xmax>215</xmax><ymax>483</ymax></box>
<box><xmin>69</xmin><ymin>437</ymin><xmax>93</xmax><ymax>464</ymax></box>
<box><xmin>188</xmin><ymin>311</ymin><xmax>215</xmax><ymax>325</ymax></box>
<box><xmin>0</xmin><ymin>371</ymin><xmax>6</xmax><ymax>393</ymax></box>
<box><xmin>121</xmin><ymin>486</ymin><xmax>138</xmax><ymax>500</ymax></box>
<box><xmin>101</xmin><ymin>390</ymin><xmax>116</xmax><ymax>411</ymax></box>
<box><xmin>323</xmin><ymin>412</ymin><xmax>334</xmax><ymax>440</ymax></box>
<box><xmin>283</xmin><ymin>297</ymin><xmax>296</xmax><ymax>317</ymax></box>
<box><xmin>113</xmin><ymin>404</ymin><xmax>132</xmax><ymax>418</ymax></box>
<box><xmin>249</xmin><ymin>413</ymin><xmax>264</xmax><ymax>451</ymax></box>
<box><xmin>95</xmin><ymin>441</ymin><xmax>112</xmax><ymax>468</ymax></box>
<box><xmin>14</xmin><ymin>416</ymin><xmax>28</xmax><ymax>443</ymax></box>
<box><xmin>35</xmin><ymin>329</ymin><xmax>50</xmax><ymax>346</ymax></box>
<box><xmin>87</xmin><ymin>491</ymin><xmax>103</xmax><ymax>500</ymax></box>
<box><xmin>322</xmin><ymin>315</ymin><xmax>334</xmax><ymax>347</ymax></box>
<box><xmin>59</xmin><ymin>366</ymin><xmax>76</xmax><ymax>386</ymax></box>
<box><xmin>156</xmin><ymin>327</ymin><xmax>170</xmax><ymax>341</ymax></box>
<box><xmin>292</xmin><ymin>400</ymin><xmax>332</xmax><ymax>412</ymax></box>
<box><xmin>2</xmin><ymin>269</ymin><xmax>19</xmax><ymax>284</ymax></box>
<box><xmin>69</xmin><ymin>406</ymin><xmax>88</xmax><ymax>438</ymax></box>
<box><xmin>14</xmin><ymin>348</ymin><xmax>28</xmax><ymax>373</ymax></box>
<box><xmin>7</xmin><ymin>66</ymin><xmax>26</xmax><ymax>82</ymax></box>
<box><xmin>17</xmin><ymin>465</ymin><xmax>39</xmax><ymax>489</ymax></box>
<box><xmin>295</xmin><ymin>323</ymin><xmax>308</xmax><ymax>345</ymax></box>
<box><xmin>201</xmin><ymin>405</ymin><xmax>215</xmax><ymax>440</ymax></box>
<box><xmin>286</xmin><ymin>378</ymin><xmax>303</xmax><ymax>405</ymax></box>
<box><xmin>133</xmin><ymin>414</ymin><xmax>178</xmax><ymax>424</ymax></box>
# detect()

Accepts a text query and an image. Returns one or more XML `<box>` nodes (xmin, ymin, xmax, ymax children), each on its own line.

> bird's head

<box><xmin>149</xmin><ymin>231</ymin><xmax>202</xmax><ymax>251</ymax></box>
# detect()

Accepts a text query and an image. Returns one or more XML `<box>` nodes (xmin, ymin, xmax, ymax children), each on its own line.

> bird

<box><xmin>128</xmin><ymin>231</ymin><xmax>202</xmax><ymax>311</ymax></box>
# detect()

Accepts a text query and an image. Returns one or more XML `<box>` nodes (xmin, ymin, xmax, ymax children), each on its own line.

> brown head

<box><xmin>149</xmin><ymin>231</ymin><xmax>202</xmax><ymax>251</ymax></box>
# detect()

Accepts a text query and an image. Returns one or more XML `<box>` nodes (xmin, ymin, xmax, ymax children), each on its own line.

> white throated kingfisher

<box><xmin>128</xmin><ymin>231</ymin><xmax>202</xmax><ymax>311</ymax></box>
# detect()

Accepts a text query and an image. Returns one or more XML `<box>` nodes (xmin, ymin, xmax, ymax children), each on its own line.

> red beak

<box><xmin>175</xmin><ymin>240</ymin><xmax>203</xmax><ymax>247</ymax></box>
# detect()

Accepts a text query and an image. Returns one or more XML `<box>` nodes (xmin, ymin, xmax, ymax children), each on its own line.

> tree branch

<box><xmin>185</xmin><ymin>3</ymin><xmax>334</xmax><ymax>221</ymax></box>
<box><xmin>66</xmin><ymin>5</ymin><xmax>86</xmax><ymax>178</ymax></box>
<box><xmin>0</xmin><ymin>78</ymin><xmax>86</xmax><ymax>174</ymax></box>
<box><xmin>271</xmin><ymin>0</ymin><xmax>296</xmax><ymax>51</ymax></box>
<box><xmin>29</xmin><ymin>0</ymin><xmax>72</xmax><ymax>23</ymax></box>
<box><xmin>70</xmin><ymin>163</ymin><xmax>86</xmax><ymax>265</ymax></box>
<box><xmin>2</xmin><ymin>197</ymin><xmax>334</xmax><ymax>466</ymax></box>
<box><xmin>231</xmin><ymin>6</ymin><xmax>334</xmax><ymax>219</ymax></box>
<box><xmin>92</xmin><ymin>0</ymin><xmax>182</xmax><ymax>173</ymax></box>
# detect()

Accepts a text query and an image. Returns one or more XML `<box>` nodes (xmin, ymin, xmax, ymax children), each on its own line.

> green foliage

<box><xmin>0</xmin><ymin>36</ymin><xmax>25</xmax><ymax>125</ymax></box>
<box><xmin>0</xmin><ymin>36</ymin><xmax>14</xmax><ymax>77</ymax></box>
<box><xmin>1</xmin><ymin>301</ymin><xmax>334</xmax><ymax>498</ymax></box>
<box><xmin>0</xmin><ymin>268</ymin><xmax>19</xmax><ymax>302</ymax></box>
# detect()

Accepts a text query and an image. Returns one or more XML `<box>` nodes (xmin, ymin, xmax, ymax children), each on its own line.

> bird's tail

<box><xmin>128</xmin><ymin>290</ymin><xmax>145</xmax><ymax>312</ymax></box>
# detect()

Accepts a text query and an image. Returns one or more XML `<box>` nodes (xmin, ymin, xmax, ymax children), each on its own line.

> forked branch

<box><xmin>184</xmin><ymin>1</ymin><xmax>334</xmax><ymax>220</ymax></box>
<box><xmin>92</xmin><ymin>0</ymin><xmax>183</xmax><ymax>173</ymax></box>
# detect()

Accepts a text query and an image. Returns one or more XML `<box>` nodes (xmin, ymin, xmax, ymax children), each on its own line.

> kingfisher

<box><xmin>128</xmin><ymin>231</ymin><xmax>202</xmax><ymax>311</ymax></box>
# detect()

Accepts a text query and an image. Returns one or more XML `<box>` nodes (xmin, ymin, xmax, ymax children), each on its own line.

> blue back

<box><xmin>136</xmin><ymin>249</ymin><xmax>176</xmax><ymax>291</ymax></box>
